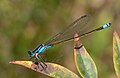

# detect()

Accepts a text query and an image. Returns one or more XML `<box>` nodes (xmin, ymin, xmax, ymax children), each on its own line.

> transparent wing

<box><xmin>44</xmin><ymin>15</ymin><xmax>91</xmax><ymax>45</ymax></box>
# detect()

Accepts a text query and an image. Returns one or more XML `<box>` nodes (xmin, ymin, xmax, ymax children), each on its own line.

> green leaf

<box><xmin>74</xmin><ymin>33</ymin><xmax>98</xmax><ymax>78</ymax></box>
<box><xmin>9</xmin><ymin>61</ymin><xmax>79</xmax><ymax>78</ymax></box>
<box><xmin>113</xmin><ymin>32</ymin><xmax>120</xmax><ymax>78</ymax></box>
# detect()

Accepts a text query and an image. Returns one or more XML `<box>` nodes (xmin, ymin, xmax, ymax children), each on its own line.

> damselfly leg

<box><xmin>34</xmin><ymin>53</ymin><xmax>47</xmax><ymax>71</ymax></box>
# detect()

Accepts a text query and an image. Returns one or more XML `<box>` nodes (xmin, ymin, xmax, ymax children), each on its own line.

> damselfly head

<box><xmin>28</xmin><ymin>50</ymin><xmax>33</xmax><ymax>57</ymax></box>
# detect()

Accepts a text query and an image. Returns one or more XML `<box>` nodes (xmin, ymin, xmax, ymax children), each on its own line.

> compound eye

<box><xmin>28</xmin><ymin>51</ymin><xmax>32</xmax><ymax>57</ymax></box>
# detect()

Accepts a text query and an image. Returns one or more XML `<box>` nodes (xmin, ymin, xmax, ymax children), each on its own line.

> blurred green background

<box><xmin>0</xmin><ymin>0</ymin><xmax>119</xmax><ymax>78</ymax></box>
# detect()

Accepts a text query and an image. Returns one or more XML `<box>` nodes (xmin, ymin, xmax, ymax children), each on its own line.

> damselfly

<box><xmin>28</xmin><ymin>15</ymin><xmax>111</xmax><ymax>70</ymax></box>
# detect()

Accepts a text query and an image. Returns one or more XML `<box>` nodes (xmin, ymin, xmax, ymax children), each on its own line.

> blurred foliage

<box><xmin>0</xmin><ymin>0</ymin><xmax>119</xmax><ymax>78</ymax></box>
<box><xmin>113</xmin><ymin>32</ymin><xmax>120</xmax><ymax>78</ymax></box>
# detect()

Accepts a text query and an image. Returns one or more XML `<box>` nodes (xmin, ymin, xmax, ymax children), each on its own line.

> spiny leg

<box><xmin>38</xmin><ymin>54</ymin><xmax>47</xmax><ymax>70</ymax></box>
<box><xmin>28</xmin><ymin>55</ymin><xmax>43</xmax><ymax>70</ymax></box>
<box><xmin>34</xmin><ymin>61</ymin><xmax>44</xmax><ymax>71</ymax></box>
<box><xmin>41</xmin><ymin>52</ymin><xmax>47</xmax><ymax>62</ymax></box>
<box><xmin>35</xmin><ymin>53</ymin><xmax>45</xmax><ymax>71</ymax></box>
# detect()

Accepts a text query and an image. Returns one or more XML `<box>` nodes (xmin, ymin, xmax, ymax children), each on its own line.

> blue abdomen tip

<box><xmin>102</xmin><ymin>23</ymin><xmax>111</xmax><ymax>29</ymax></box>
